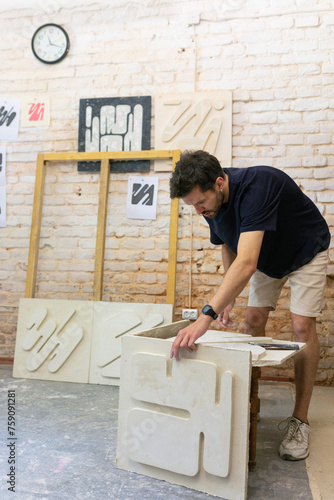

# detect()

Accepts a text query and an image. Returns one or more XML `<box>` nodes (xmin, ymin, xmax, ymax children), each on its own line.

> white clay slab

<box><xmin>13</xmin><ymin>298</ymin><xmax>94</xmax><ymax>383</ymax></box>
<box><xmin>117</xmin><ymin>332</ymin><xmax>251</xmax><ymax>500</ymax></box>
<box><xmin>167</xmin><ymin>333</ymin><xmax>272</xmax><ymax>345</ymax></box>
<box><xmin>165</xmin><ymin>334</ymin><xmax>267</xmax><ymax>360</ymax></box>
<box><xmin>196</xmin><ymin>336</ymin><xmax>272</xmax><ymax>344</ymax></box>
<box><xmin>13</xmin><ymin>299</ymin><xmax>173</xmax><ymax>386</ymax></box>
<box><xmin>204</xmin><ymin>330</ymin><xmax>253</xmax><ymax>339</ymax></box>
<box><xmin>166</xmin><ymin>330</ymin><xmax>272</xmax><ymax>345</ymax></box>
<box><xmin>203</xmin><ymin>342</ymin><xmax>266</xmax><ymax>361</ymax></box>
<box><xmin>196</xmin><ymin>330</ymin><xmax>273</xmax><ymax>344</ymax></box>
<box><xmin>89</xmin><ymin>302</ymin><xmax>173</xmax><ymax>385</ymax></box>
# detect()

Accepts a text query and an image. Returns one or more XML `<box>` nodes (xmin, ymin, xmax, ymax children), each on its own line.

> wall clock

<box><xmin>31</xmin><ymin>23</ymin><xmax>70</xmax><ymax>64</ymax></box>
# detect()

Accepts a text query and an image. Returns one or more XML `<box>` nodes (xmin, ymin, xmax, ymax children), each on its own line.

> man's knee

<box><xmin>244</xmin><ymin>307</ymin><xmax>270</xmax><ymax>335</ymax></box>
<box><xmin>291</xmin><ymin>314</ymin><xmax>318</xmax><ymax>343</ymax></box>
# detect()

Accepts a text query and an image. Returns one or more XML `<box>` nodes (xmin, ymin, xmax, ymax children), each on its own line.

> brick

<box><xmin>303</xmin><ymin>110</ymin><xmax>329</xmax><ymax>122</ymax></box>
<box><xmin>279</xmin><ymin>134</ymin><xmax>304</xmax><ymax>145</ymax></box>
<box><xmin>317</xmin><ymin>192</ymin><xmax>334</xmax><ymax>203</ymax></box>
<box><xmin>302</xmin><ymin>157</ymin><xmax>328</xmax><ymax>167</ymax></box>
<box><xmin>295</xmin><ymin>15</ymin><xmax>319</xmax><ymax>28</ymax></box>
<box><xmin>245</xmin><ymin>43</ymin><xmax>268</xmax><ymax>56</ymax></box>
<box><xmin>136</xmin><ymin>274</ymin><xmax>157</xmax><ymax>284</ymax></box>
<box><xmin>307</xmin><ymin>134</ymin><xmax>332</xmax><ymax>145</ymax></box>
<box><xmin>249</xmin><ymin>112</ymin><xmax>277</xmax><ymax>124</ymax></box>
<box><xmin>246</xmin><ymin>100</ymin><xmax>288</xmax><ymax>112</ymax></box>
<box><xmin>233</xmin><ymin>136</ymin><xmax>253</xmax><ymax>146</ymax></box>
<box><xmin>299</xmin><ymin>63</ymin><xmax>321</xmax><ymax>76</ymax></box>
<box><xmin>314</xmin><ymin>167</ymin><xmax>334</xmax><ymax>179</ymax></box>
<box><xmin>272</xmin><ymin>123</ymin><xmax>319</xmax><ymax>135</ymax></box>
<box><xmin>325</xmin><ymin>180</ymin><xmax>334</xmax><ymax>190</ymax></box>
<box><xmin>323</xmin><ymin>63</ymin><xmax>334</xmax><ymax>74</ymax></box>
<box><xmin>299</xmin><ymin>179</ymin><xmax>326</xmax><ymax>191</ymax></box>
<box><xmin>292</xmin><ymin>99</ymin><xmax>330</xmax><ymax>112</ymax></box>
<box><xmin>269</xmin><ymin>15</ymin><xmax>293</xmax><ymax>28</ymax></box>
<box><xmin>281</xmin><ymin>52</ymin><xmax>327</xmax><ymax>65</ymax></box>
<box><xmin>318</xmin><ymin>145</ymin><xmax>334</xmax><ymax>155</ymax></box>
<box><xmin>123</xmin><ymin>239</ymin><xmax>155</xmax><ymax>250</ymax></box>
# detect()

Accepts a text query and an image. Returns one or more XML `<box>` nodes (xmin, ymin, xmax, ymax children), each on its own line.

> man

<box><xmin>169</xmin><ymin>150</ymin><xmax>330</xmax><ymax>461</ymax></box>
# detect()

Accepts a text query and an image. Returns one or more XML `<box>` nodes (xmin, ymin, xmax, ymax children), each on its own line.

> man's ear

<box><xmin>216</xmin><ymin>176</ymin><xmax>225</xmax><ymax>191</ymax></box>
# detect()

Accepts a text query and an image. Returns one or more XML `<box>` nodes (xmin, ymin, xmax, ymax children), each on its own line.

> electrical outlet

<box><xmin>182</xmin><ymin>308</ymin><xmax>198</xmax><ymax>320</ymax></box>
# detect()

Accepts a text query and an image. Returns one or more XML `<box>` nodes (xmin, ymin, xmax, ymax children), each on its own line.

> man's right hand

<box><xmin>170</xmin><ymin>314</ymin><xmax>213</xmax><ymax>361</ymax></box>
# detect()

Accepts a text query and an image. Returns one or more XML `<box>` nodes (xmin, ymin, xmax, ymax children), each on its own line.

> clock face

<box><xmin>32</xmin><ymin>24</ymin><xmax>69</xmax><ymax>64</ymax></box>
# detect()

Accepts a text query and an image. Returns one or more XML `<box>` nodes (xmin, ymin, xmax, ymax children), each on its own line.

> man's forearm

<box><xmin>210</xmin><ymin>232</ymin><xmax>264</xmax><ymax>316</ymax></box>
<box><xmin>221</xmin><ymin>244</ymin><xmax>236</xmax><ymax>273</ymax></box>
<box><xmin>170</xmin><ymin>231</ymin><xmax>264</xmax><ymax>360</ymax></box>
<box><xmin>209</xmin><ymin>255</ymin><xmax>256</xmax><ymax>316</ymax></box>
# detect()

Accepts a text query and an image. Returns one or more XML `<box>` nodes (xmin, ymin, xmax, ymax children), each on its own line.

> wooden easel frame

<box><xmin>25</xmin><ymin>150</ymin><xmax>181</xmax><ymax>313</ymax></box>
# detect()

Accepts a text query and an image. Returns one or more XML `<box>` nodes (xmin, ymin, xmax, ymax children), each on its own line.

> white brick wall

<box><xmin>0</xmin><ymin>0</ymin><xmax>333</xmax><ymax>382</ymax></box>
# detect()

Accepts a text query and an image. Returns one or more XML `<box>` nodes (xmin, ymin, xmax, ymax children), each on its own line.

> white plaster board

<box><xmin>154</xmin><ymin>91</ymin><xmax>232</xmax><ymax>172</ymax></box>
<box><xmin>201</xmin><ymin>343</ymin><xmax>266</xmax><ymax>361</ymax></box>
<box><xmin>252</xmin><ymin>342</ymin><xmax>306</xmax><ymax>367</ymax></box>
<box><xmin>116</xmin><ymin>334</ymin><xmax>251</xmax><ymax>500</ymax></box>
<box><xmin>199</xmin><ymin>330</ymin><xmax>254</xmax><ymax>340</ymax></box>
<box><xmin>167</xmin><ymin>336</ymin><xmax>266</xmax><ymax>360</ymax></box>
<box><xmin>197</xmin><ymin>336</ymin><xmax>271</xmax><ymax>343</ymax></box>
<box><xmin>165</xmin><ymin>330</ymin><xmax>305</xmax><ymax>365</ymax></box>
<box><xmin>13</xmin><ymin>299</ymin><xmax>173</xmax><ymax>386</ymax></box>
<box><xmin>13</xmin><ymin>298</ymin><xmax>93</xmax><ymax>383</ymax></box>
<box><xmin>89</xmin><ymin>302</ymin><xmax>173</xmax><ymax>385</ymax></box>
<box><xmin>195</xmin><ymin>335</ymin><xmax>306</xmax><ymax>367</ymax></box>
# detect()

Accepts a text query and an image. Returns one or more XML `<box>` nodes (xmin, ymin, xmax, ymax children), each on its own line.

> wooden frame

<box><xmin>25</xmin><ymin>150</ymin><xmax>181</xmax><ymax>312</ymax></box>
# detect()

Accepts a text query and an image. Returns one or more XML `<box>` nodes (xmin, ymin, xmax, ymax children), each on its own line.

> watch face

<box><xmin>202</xmin><ymin>305</ymin><xmax>218</xmax><ymax>319</ymax></box>
<box><xmin>32</xmin><ymin>24</ymin><xmax>69</xmax><ymax>64</ymax></box>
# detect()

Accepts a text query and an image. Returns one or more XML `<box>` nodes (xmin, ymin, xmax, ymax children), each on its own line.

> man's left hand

<box><xmin>217</xmin><ymin>300</ymin><xmax>235</xmax><ymax>328</ymax></box>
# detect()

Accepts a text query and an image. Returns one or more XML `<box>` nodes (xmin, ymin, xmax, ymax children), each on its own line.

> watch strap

<box><xmin>201</xmin><ymin>305</ymin><xmax>218</xmax><ymax>320</ymax></box>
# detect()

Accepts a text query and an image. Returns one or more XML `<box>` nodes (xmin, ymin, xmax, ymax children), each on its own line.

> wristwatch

<box><xmin>201</xmin><ymin>305</ymin><xmax>218</xmax><ymax>320</ymax></box>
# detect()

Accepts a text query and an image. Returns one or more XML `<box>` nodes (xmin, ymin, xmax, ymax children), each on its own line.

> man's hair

<box><xmin>169</xmin><ymin>150</ymin><xmax>225</xmax><ymax>199</ymax></box>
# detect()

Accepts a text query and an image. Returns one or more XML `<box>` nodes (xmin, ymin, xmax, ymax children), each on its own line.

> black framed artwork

<box><xmin>77</xmin><ymin>96</ymin><xmax>151</xmax><ymax>172</ymax></box>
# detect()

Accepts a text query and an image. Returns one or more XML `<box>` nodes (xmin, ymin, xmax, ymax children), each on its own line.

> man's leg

<box><xmin>278</xmin><ymin>315</ymin><xmax>320</xmax><ymax>461</ymax></box>
<box><xmin>244</xmin><ymin>306</ymin><xmax>271</xmax><ymax>336</ymax></box>
<box><xmin>244</xmin><ymin>306</ymin><xmax>271</xmax><ymax>468</ymax></box>
<box><xmin>290</xmin><ymin>313</ymin><xmax>319</xmax><ymax>423</ymax></box>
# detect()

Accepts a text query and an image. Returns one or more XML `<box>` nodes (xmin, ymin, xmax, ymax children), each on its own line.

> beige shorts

<box><xmin>248</xmin><ymin>250</ymin><xmax>329</xmax><ymax>317</ymax></box>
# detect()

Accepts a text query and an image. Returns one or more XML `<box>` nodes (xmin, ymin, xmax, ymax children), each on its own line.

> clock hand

<box><xmin>48</xmin><ymin>36</ymin><xmax>64</xmax><ymax>48</ymax></box>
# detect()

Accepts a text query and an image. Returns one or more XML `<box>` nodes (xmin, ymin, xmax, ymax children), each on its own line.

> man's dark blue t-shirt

<box><xmin>204</xmin><ymin>166</ymin><xmax>330</xmax><ymax>279</ymax></box>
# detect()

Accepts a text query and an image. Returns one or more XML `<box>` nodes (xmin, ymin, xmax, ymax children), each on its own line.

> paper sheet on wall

<box><xmin>0</xmin><ymin>146</ymin><xmax>5</xmax><ymax>185</ymax></box>
<box><xmin>20</xmin><ymin>96</ymin><xmax>50</xmax><ymax>127</ymax></box>
<box><xmin>0</xmin><ymin>185</ymin><xmax>6</xmax><ymax>227</ymax></box>
<box><xmin>126</xmin><ymin>176</ymin><xmax>158</xmax><ymax>220</ymax></box>
<box><xmin>0</xmin><ymin>100</ymin><xmax>20</xmax><ymax>141</ymax></box>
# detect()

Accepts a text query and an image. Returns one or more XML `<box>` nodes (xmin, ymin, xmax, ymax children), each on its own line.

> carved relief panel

<box><xmin>117</xmin><ymin>333</ymin><xmax>251</xmax><ymax>499</ymax></box>
<box><xmin>154</xmin><ymin>91</ymin><xmax>232</xmax><ymax>171</ymax></box>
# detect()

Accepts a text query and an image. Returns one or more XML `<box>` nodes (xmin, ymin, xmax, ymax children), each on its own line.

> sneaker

<box><xmin>278</xmin><ymin>416</ymin><xmax>310</xmax><ymax>461</ymax></box>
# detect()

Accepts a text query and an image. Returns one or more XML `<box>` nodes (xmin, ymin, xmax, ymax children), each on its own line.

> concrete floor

<box><xmin>0</xmin><ymin>364</ymin><xmax>333</xmax><ymax>500</ymax></box>
<box><xmin>306</xmin><ymin>385</ymin><xmax>334</xmax><ymax>500</ymax></box>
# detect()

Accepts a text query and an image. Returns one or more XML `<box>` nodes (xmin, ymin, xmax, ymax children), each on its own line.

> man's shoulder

<box><xmin>225</xmin><ymin>165</ymin><xmax>291</xmax><ymax>184</ymax></box>
<box><xmin>224</xmin><ymin>165</ymin><xmax>280</xmax><ymax>175</ymax></box>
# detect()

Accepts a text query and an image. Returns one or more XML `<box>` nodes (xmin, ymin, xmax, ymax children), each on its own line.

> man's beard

<box><xmin>202</xmin><ymin>190</ymin><xmax>225</xmax><ymax>219</ymax></box>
